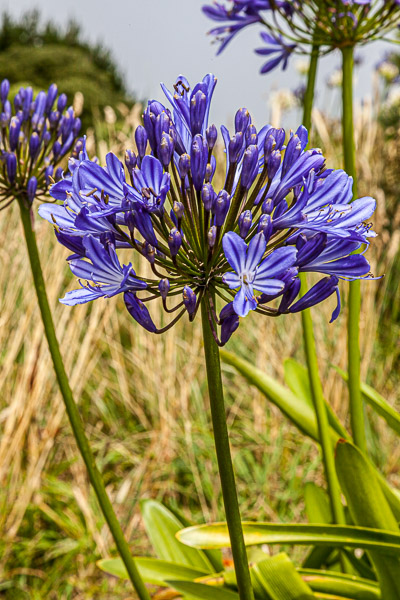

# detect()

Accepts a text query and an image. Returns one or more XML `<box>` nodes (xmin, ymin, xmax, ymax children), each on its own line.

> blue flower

<box><xmin>0</xmin><ymin>80</ymin><xmax>82</xmax><ymax>208</ymax></box>
<box><xmin>39</xmin><ymin>73</ymin><xmax>378</xmax><ymax>344</ymax></box>
<box><xmin>255</xmin><ymin>32</ymin><xmax>296</xmax><ymax>74</ymax></box>
<box><xmin>60</xmin><ymin>235</ymin><xmax>146</xmax><ymax>305</ymax></box>
<box><xmin>131</xmin><ymin>155</ymin><xmax>170</xmax><ymax>215</ymax></box>
<box><xmin>222</xmin><ymin>231</ymin><xmax>297</xmax><ymax>316</ymax></box>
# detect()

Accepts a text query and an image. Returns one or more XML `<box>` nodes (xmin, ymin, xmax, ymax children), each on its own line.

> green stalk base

<box><xmin>201</xmin><ymin>301</ymin><xmax>254</xmax><ymax>600</ymax></box>
<box><xmin>18</xmin><ymin>197</ymin><xmax>150</xmax><ymax>600</ymax></box>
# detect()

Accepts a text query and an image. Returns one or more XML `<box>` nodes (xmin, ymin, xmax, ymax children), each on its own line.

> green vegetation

<box><xmin>0</xmin><ymin>11</ymin><xmax>136</xmax><ymax>130</ymax></box>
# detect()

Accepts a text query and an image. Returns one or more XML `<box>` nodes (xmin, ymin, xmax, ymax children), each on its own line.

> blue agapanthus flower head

<box><xmin>39</xmin><ymin>73</ymin><xmax>377</xmax><ymax>345</ymax></box>
<box><xmin>202</xmin><ymin>0</ymin><xmax>400</xmax><ymax>75</ymax></box>
<box><xmin>0</xmin><ymin>80</ymin><xmax>82</xmax><ymax>210</ymax></box>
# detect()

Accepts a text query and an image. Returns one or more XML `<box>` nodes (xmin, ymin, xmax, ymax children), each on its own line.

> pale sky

<box><xmin>2</xmin><ymin>0</ymin><xmax>389</xmax><ymax>130</ymax></box>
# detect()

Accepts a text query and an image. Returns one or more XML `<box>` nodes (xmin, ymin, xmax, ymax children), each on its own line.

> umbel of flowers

<box><xmin>202</xmin><ymin>1</ymin><xmax>400</xmax><ymax>73</ymax></box>
<box><xmin>39</xmin><ymin>73</ymin><xmax>376</xmax><ymax>345</ymax></box>
<box><xmin>0</xmin><ymin>80</ymin><xmax>82</xmax><ymax>210</ymax></box>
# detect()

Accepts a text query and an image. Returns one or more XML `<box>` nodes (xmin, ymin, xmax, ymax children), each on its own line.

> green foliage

<box><xmin>0</xmin><ymin>10</ymin><xmax>136</xmax><ymax>130</ymax></box>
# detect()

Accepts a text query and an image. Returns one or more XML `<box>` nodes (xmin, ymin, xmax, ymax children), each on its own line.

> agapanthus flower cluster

<box><xmin>202</xmin><ymin>1</ymin><xmax>400</xmax><ymax>74</ymax></box>
<box><xmin>0</xmin><ymin>79</ymin><xmax>82</xmax><ymax>210</ymax></box>
<box><xmin>39</xmin><ymin>74</ymin><xmax>376</xmax><ymax>345</ymax></box>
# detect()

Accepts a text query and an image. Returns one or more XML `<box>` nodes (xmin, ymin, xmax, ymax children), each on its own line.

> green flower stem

<box><xmin>341</xmin><ymin>45</ymin><xmax>367</xmax><ymax>454</ymax></box>
<box><xmin>300</xmin><ymin>47</ymin><xmax>347</xmax><ymax>527</ymax></box>
<box><xmin>302</xmin><ymin>45</ymin><xmax>319</xmax><ymax>132</ymax></box>
<box><xmin>18</xmin><ymin>197</ymin><xmax>151</xmax><ymax>600</ymax></box>
<box><xmin>201</xmin><ymin>300</ymin><xmax>254</xmax><ymax>600</ymax></box>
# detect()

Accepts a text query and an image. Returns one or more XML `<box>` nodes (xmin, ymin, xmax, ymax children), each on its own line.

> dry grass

<box><xmin>0</xmin><ymin>99</ymin><xmax>399</xmax><ymax>598</ymax></box>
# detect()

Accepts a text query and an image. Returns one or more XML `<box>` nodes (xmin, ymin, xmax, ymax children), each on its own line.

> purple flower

<box><xmin>222</xmin><ymin>231</ymin><xmax>297</xmax><ymax>316</ymax></box>
<box><xmin>60</xmin><ymin>235</ymin><xmax>146</xmax><ymax>305</ymax></box>
<box><xmin>39</xmin><ymin>73</ymin><xmax>378</xmax><ymax>344</ymax></box>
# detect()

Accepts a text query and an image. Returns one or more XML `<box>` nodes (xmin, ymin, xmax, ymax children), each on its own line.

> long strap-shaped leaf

<box><xmin>177</xmin><ymin>522</ymin><xmax>400</xmax><ymax>557</ymax></box>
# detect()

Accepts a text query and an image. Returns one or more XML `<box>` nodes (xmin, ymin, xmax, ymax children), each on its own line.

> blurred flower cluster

<box><xmin>39</xmin><ymin>74</ymin><xmax>376</xmax><ymax>344</ymax></box>
<box><xmin>202</xmin><ymin>1</ymin><xmax>400</xmax><ymax>74</ymax></box>
<box><xmin>0</xmin><ymin>80</ymin><xmax>82</xmax><ymax>210</ymax></box>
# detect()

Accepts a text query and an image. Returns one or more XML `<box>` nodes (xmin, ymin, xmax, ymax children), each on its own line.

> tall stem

<box><xmin>200</xmin><ymin>301</ymin><xmax>254</xmax><ymax>600</ymax></box>
<box><xmin>302</xmin><ymin>45</ymin><xmax>319</xmax><ymax>131</ymax></box>
<box><xmin>341</xmin><ymin>46</ymin><xmax>367</xmax><ymax>454</ymax></box>
<box><xmin>18</xmin><ymin>198</ymin><xmax>151</xmax><ymax>600</ymax></box>
<box><xmin>299</xmin><ymin>48</ymin><xmax>346</xmax><ymax>526</ymax></box>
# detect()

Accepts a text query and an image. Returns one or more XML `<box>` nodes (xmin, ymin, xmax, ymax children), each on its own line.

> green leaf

<box><xmin>165</xmin><ymin>580</ymin><xmax>239</xmax><ymax>600</ymax></box>
<box><xmin>220</xmin><ymin>350</ymin><xmax>339</xmax><ymax>444</ymax></box>
<box><xmin>334</xmin><ymin>367</ymin><xmax>400</xmax><ymax>436</ymax></box>
<box><xmin>298</xmin><ymin>569</ymin><xmax>380</xmax><ymax>599</ymax></box>
<box><xmin>335</xmin><ymin>440</ymin><xmax>400</xmax><ymax>599</ymax></box>
<box><xmin>304</xmin><ymin>483</ymin><xmax>332</xmax><ymax>524</ymax></box>
<box><xmin>140</xmin><ymin>500</ymin><xmax>214</xmax><ymax>572</ymax></box>
<box><xmin>177</xmin><ymin>522</ymin><xmax>400</xmax><ymax>556</ymax></box>
<box><xmin>252</xmin><ymin>553</ymin><xmax>316</xmax><ymax>599</ymax></box>
<box><xmin>284</xmin><ymin>359</ymin><xmax>348</xmax><ymax>439</ymax></box>
<box><xmin>97</xmin><ymin>557</ymin><xmax>209</xmax><ymax>585</ymax></box>
<box><xmin>165</xmin><ymin>503</ymin><xmax>224</xmax><ymax>572</ymax></box>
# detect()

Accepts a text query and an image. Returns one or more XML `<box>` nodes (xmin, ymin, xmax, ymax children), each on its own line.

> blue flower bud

<box><xmin>22</xmin><ymin>87</ymin><xmax>33</xmax><ymax>121</ymax></box>
<box><xmin>0</xmin><ymin>79</ymin><xmax>10</xmax><ymax>105</ymax></box>
<box><xmin>220</xmin><ymin>302</ymin><xmax>239</xmax><ymax>345</ymax></box>
<box><xmin>33</xmin><ymin>91</ymin><xmax>47</xmax><ymax>122</ymax></box>
<box><xmin>27</xmin><ymin>176</ymin><xmax>38</xmax><ymax>204</ymax></box>
<box><xmin>143</xmin><ymin>100</ymin><xmax>165</xmax><ymax>153</ymax></box>
<box><xmin>3</xmin><ymin>100</ymin><xmax>11</xmax><ymax>121</ymax></box>
<box><xmin>279</xmin><ymin>277</ymin><xmax>301</xmax><ymax>312</ymax></box>
<box><xmin>45</xmin><ymin>84</ymin><xmax>58</xmax><ymax>113</ymax></box>
<box><xmin>142</xmin><ymin>241</ymin><xmax>156</xmax><ymax>264</ymax></box>
<box><xmin>6</xmin><ymin>153</ymin><xmax>16</xmax><ymax>184</ymax></box>
<box><xmin>0</xmin><ymin>112</ymin><xmax>8</xmax><ymax>127</ymax></box>
<box><xmin>241</xmin><ymin>144</ymin><xmax>259</xmax><ymax>189</ymax></box>
<box><xmin>245</xmin><ymin>123</ymin><xmax>258</xmax><ymax>147</ymax></box>
<box><xmin>228</xmin><ymin>132</ymin><xmax>243</xmax><ymax>163</ymax></box>
<box><xmin>257</xmin><ymin>214</ymin><xmax>272</xmax><ymax>241</ymax></box>
<box><xmin>238</xmin><ymin>210</ymin><xmax>252</xmax><ymax>238</ymax></box>
<box><xmin>29</xmin><ymin>132</ymin><xmax>41</xmax><ymax>161</ymax></box>
<box><xmin>190</xmin><ymin>134</ymin><xmax>208</xmax><ymax>191</ymax></box>
<box><xmin>214</xmin><ymin>190</ymin><xmax>230</xmax><ymax>226</ymax></box>
<box><xmin>267</xmin><ymin>150</ymin><xmax>281</xmax><ymax>179</ymax></box>
<box><xmin>73</xmin><ymin>118</ymin><xmax>81</xmax><ymax>136</ymax></box>
<box><xmin>183</xmin><ymin>286</ymin><xmax>196</xmax><ymax>315</ymax></box>
<box><xmin>262</xmin><ymin>198</ymin><xmax>274</xmax><ymax>214</ymax></box>
<box><xmin>235</xmin><ymin>107</ymin><xmax>250</xmax><ymax>133</ymax></box>
<box><xmin>173</xmin><ymin>200</ymin><xmax>184</xmax><ymax>220</ymax></box>
<box><xmin>168</xmin><ymin>227</ymin><xmax>182</xmax><ymax>256</ymax></box>
<box><xmin>14</xmin><ymin>93</ymin><xmax>22</xmax><ymax>111</ymax></box>
<box><xmin>43</xmin><ymin>131</ymin><xmax>51</xmax><ymax>146</ymax></box>
<box><xmin>282</xmin><ymin>133</ymin><xmax>302</xmax><ymax>177</ymax></box>
<box><xmin>135</xmin><ymin>125</ymin><xmax>148</xmax><ymax>159</ymax></box>
<box><xmin>124</xmin><ymin>292</ymin><xmax>157</xmax><ymax>333</ymax></box>
<box><xmin>205</xmin><ymin>156</ymin><xmax>216</xmax><ymax>182</ymax></box>
<box><xmin>201</xmin><ymin>183</ymin><xmax>216</xmax><ymax>211</ymax></box>
<box><xmin>158</xmin><ymin>132</ymin><xmax>174</xmax><ymax>167</ymax></box>
<box><xmin>208</xmin><ymin>225</ymin><xmax>217</xmax><ymax>248</ymax></box>
<box><xmin>45</xmin><ymin>165</ymin><xmax>54</xmax><ymax>187</ymax></box>
<box><xmin>178</xmin><ymin>153</ymin><xmax>190</xmax><ymax>178</ymax></box>
<box><xmin>125</xmin><ymin>149</ymin><xmax>137</xmax><ymax>173</ymax></box>
<box><xmin>57</xmin><ymin>93</ymin><xmax>67</xmax><ymax>112</ymax></box>
<box><xmin>206</xmin><ymin>124</ymin><xmax>217</xmax><ymax>150</ymax></box>
<box><xmin>49</xmin><ymin>110</ymin><xmax>60</xmax><ymax>129</ymax></box>
<box><xmin>190</xmin><ymin>90</ymin><xmax>207</xmax><ymax>136</ymax></box>
<box><xmin>155</xmin><ymin>111</ymin><xmax>170</xmax><ymax>145</ymax></box>
<box><xmin>54</xmin><ymin>167</ymin><xmax>64</xmax><ymax>182</ymax></box>
<box><xmin>158</xmin><ymin>278</ymin><xmax>170</xmax><ymax>299</ymax></box>
<box><xmin>52</xmin><ymin>141</ymin><xmax>61</xmax><ymax>161</ymax></box>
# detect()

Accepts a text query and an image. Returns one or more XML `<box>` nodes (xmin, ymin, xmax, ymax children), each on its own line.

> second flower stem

<box><xmin>201</xmin><ymin>301</ymin><xmax>254</xmax><ymax>600</ymax></box>
<box><xmin>341</xmin><ymin>45</ymin><xmax>367</xmax><ymax>454</ymax></box>
<box><xmin>300</xmin><ymin>47</ymin><xmax>346</xmax><ymax>526</ymax></box>
<box><xmin>18</xmin><ymin>198</ymin><xmax>151</xmax><ymax>600</ymax></box>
